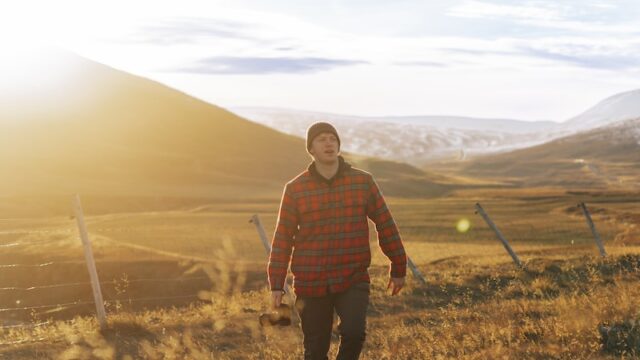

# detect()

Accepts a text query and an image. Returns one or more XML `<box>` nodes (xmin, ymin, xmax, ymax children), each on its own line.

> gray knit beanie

<box><xmin>306</xmin><ymin>122</ymin><xmax>341</xmax><ymax>152</ymax></box>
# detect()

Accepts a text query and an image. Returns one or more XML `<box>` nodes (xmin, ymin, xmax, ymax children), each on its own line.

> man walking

<box><xmin>267</xmin><ymin>122</ymin><xmax>407</xmax><ymax>360</ymax></box>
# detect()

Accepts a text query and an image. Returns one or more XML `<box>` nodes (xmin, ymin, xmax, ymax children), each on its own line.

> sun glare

<box><xmin>0</xmin><ymin>45</ymin><xmax>77</xmax><ymax>102</ymax></box>
<box><xmin>1</xmin><ymin>5</ymin><xmax>57</xmax><ymax>90</ymax></box>
<box><xmin>456</xmin><ymin>218</ymin><xmax>471</xmax><ymax>233</ymax></box>
<box><xmin>0</xmin><ymin>3</ymin><xmax>87</xmax><ymax>104</ymax></box>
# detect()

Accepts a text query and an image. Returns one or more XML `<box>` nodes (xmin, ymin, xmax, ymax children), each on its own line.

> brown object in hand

<box><xmin>259</xmin><ymin>303</ymin><xmax>292</xmax><ymax>327</ymax></box>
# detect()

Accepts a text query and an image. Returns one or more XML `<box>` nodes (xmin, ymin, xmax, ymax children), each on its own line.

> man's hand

<box><xmin>271</xmin><ymin>290</ymin><xmax>284</xmax><ymax>308</ymax></box>
<box><xmin>387</xmin><ymin>277</ymin><xmax>405</xmax><ymax>296</ymax></box>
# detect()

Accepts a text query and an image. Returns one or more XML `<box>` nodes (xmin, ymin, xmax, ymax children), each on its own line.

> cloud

<box><xmin>521</xmin><ymin>46</ymin><xmax>640</xmax><ymax>70</ymax></box>
<box><xmin>394</xmin><ymin>60</ymin><xmax>449</xmax><ymax>68</ymax></box>
<box><xmin>447</xmin><ymin>0</ymin><xmax>640</xmax><ymax>34</ymax></box>
<box><xmin>121</xmin><ymin>17</ymin><xmax>260</xmax><ymax>45</ymax></box>
<box><xmin>447</xmin><ymin>1</ymin><xmax>565</xmax><ymax>22</ymax></box>
<box><xmin>441</xmin><ymin>47</ymin><xmax>515</xmax><ymax>57</ymax></box>
<box><xmin>170</xmin><ymin>56</ymin><xmax>368</xmax><ymax>74</ymax></box>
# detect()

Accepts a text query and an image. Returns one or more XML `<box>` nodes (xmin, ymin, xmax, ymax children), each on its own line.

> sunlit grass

<box><xmin>1</xmin><ymin>189</ymin><xmax>639</xmax><ymax>358</ymax></box>
<box><xmin>3</xmin><ymin>254</ymin><xmax>640</xmax><ymax>359</ymax></box>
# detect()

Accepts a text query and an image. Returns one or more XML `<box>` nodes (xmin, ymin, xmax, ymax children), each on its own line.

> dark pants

<box><xmin>295</xmin><ymin>282</ymin><xmax>370</xmax><ymax>360</ymax></box>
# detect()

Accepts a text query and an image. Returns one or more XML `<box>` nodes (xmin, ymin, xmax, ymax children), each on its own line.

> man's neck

<box><xmin>315</xmin><ymin>159</ymin><xmax>340</xmax><ymax>180</ymax></box>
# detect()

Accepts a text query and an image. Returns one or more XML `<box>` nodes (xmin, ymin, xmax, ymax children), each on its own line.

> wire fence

<box><xmin>0</xmin><ymin>275</ymin><xmax>210</xmax><ymax>292</ymax></box>
<box><xmin>1</xmin><ymin>196</ymin><xmax>637</xmax><ymax>339</ymax></box>
<box><xmin>0</xmin><ymin>223</ymin><xmax>216</xmax><ymax>332</ymax></box>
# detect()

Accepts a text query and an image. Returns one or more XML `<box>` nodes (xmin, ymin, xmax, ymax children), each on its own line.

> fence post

<box><xmin>407</xmin><ymin>256</ymin><xmax>427</xmax><ymax>285</ymax></box>
<box><xmin>578</xmin><ymin>202</ymin><xmax>607</xmax><ymax>257</ymax></box>
<box><xmin>475</xmin><ymin>203</ymin><xmax>523</xmax><ymax>268</ymax></box>
<box><xmin>250</xmin><ymin>214</ymin><xmax>272</xmax><ymax>254</ymax></box>
<box><xmin>73</xmin><ymin>194</ymin><xmax>107</xmax><ymax>329</ymax></box>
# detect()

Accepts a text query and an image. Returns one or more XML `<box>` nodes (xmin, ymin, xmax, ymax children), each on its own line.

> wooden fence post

<box><xmin>578</xmin><ymin>202</ymin><xmax>607</xmax><ymax>257</ymax></box>
<box><xmin>475</xmin><ymin>203</ymin><xmax>523</xmax><ymax>268</ymax></box>
<box><xmin>250</xmin><ymin>214</ymin><xmax>272</xmax><ymax>254</ymax></box>
<box><xmin>407</xmin><ymin>256</ymin><xmax>427</xmax><ymax>285</ymax></box>
<box><xmin>73</xmin><ymin>194</ymin><xmax>107</xmax><ymax>329</ymax></box>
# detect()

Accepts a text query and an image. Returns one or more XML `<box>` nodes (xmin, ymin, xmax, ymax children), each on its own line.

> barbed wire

<box><xmin>0</xmin><ymin>276</ymin><xmax>210</xmax><ymax>292</ymax></box>
<box><xmin>0</xmin><ymin>230</ymin><xmax>73</xmax><ymax>235</ymax></box>
<box><xmin>104</xmin><ymin>294</ymin><xmax>201</xmax><ymax>303</ymax></box>
<box><xmin>0</xmin><ymin>281</ymin><xmax>91</xmax><ymax>291</ymax></box>
<box><xmin>0</xmin><ymin>321</ymin><xmax>50</xmax><ymax>330</ymax></box>
<box><xmin>125</xmin><ymin>275</ymin><xmax>210</xmax><ymax>284</ymax></box>
<box><xmin>0</xmin><ymin>297</ymin><xmax>205</xmax><ymax>330</ymax></box>
<box><xmin>0</xmin><ymin>336</ymin><xmax>62</xmax><ymax>346</ymax></box>
<box><xmin>0</xmin><ymin>228</ymin><xmax>169</xmax><ymax>235</ymax></box>
<box><xmin>0</xmin><ymin>292</ymin><xmax>205</xmax><ymax>313</ymax></box>
<box><xmin>0</xmin><ymin>301</ymin><xmax>94</xmax><ymax>313</ymax></box>
<box><xmin>0</xmin><ymin>239</ymin><xmax>68</xmax><ymax>248</ymax></box>
<box><xmin>0</xmin><ymin>242</ymin><xmax>20</xmax><ymax>248</ymax></box>
<box><xmin>0</xmin><ymin>260</ymin><xmax>82</xmax><ymax>268</ymax></box>
<box><xmin>0</xmin><ymin>259</ymin><xmax>210</xmax><ymax>269</ymax></box>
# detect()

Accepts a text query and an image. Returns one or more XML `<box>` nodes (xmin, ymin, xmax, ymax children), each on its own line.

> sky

<box><xmin>1</xmin><ymin>0</ymin><xmax>640</xmax><ymax>122</ymax></box>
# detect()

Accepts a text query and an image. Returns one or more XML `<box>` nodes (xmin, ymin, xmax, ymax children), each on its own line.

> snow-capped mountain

<box><xmin>229</xmin><ymin>107</ymin><xmax>561</xmax><ymax>165</ymax></box>
<box><xmin>563</xmin><ymin>89</ymin><xmax>640</xmax><ymax>130</ymax></box>
<box><xmin>230</xmin><ymin>89</ymin><xmax>640</xmax><ymax>166</ymax></box>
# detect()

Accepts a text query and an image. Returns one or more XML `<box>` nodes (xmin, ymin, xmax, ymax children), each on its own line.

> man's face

<box><xmin>309</xmin><ymin>132</ymin><xmax>340</xmax><ymax>163</ymax></box>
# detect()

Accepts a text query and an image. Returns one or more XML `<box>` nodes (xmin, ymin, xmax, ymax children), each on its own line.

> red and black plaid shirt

<box><xmin>268</xmin><ymin>156</ymin><xmax>407</xmax><ymax>297</ymax></box>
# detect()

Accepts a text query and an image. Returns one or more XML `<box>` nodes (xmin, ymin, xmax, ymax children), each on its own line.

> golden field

<box><xmin>1</xmin><ymin>188</ymin><xmax>640</xmax><ymax>359</ymax></box>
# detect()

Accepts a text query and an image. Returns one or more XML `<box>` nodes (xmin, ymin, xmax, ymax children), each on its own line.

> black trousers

<box><xmin>295</xmin><ymin>282</ymin><xmax>370</xmax><ymax>360</ymax></box>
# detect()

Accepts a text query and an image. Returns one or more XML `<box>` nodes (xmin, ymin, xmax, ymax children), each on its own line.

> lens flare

<box><xmin>456</xmin><ymin>218</ymin><xmax>471</xmax><ymax>233</ymax></box>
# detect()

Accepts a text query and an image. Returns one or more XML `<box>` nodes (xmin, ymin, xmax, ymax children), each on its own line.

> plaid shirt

<box><xmin>268</xmin><ymin>156</ymin><xmax>407</xmax><ymax>297</ymax></box>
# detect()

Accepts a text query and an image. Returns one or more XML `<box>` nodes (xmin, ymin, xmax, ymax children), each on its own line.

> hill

<box><xmin>231</xmin><ymin>107</ymin><xmax>559</xmax><ymax>165</ymax></box>
<box><xmin>451</xmin><ymin>118</ymin><xmax>640</xmax><ymax>187</ymax></box>
<box><xmin>0</xmin><ymin>48</ymin><xmax>451</xmax><ymax>216</ymax></box>
<box><xmin>563</xmin><ymin>89</ymin><xmax>640</xmax><ymax>130</ymax></box>
<box><xmin>232</xmin><ymin>89</ymin><xmax>640</xmax><ymax>166</ymax></box>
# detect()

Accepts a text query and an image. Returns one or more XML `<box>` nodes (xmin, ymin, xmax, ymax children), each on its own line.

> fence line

<box><xmin>0</xmin><ymin>230</ymin><xmax>72</xmax><ymax>235</ymax></box>
<box><xmin>0</xmin><ymin>196</ymin><xmax>630</xmax><ymax>334</ymax></box>
<box><xmin>0</xmin><ymin>281</ymin><xmax>92</xmax><ymax>291</ymax></box>
<box><xmin>124</xmin><ymin>275</ymin><xmax>210</xmax><ymax>284</ymax></box>
<box><xmin>0</xmin><ymin>260</ymin><xmax>82</xmax><ymax>268</ymax></box>
<box><xmin>103</xmin><ymin>294</ymin><xmax>201</xmax><ymax>303</ymax></box>
<box><xmin>0</xmin><ymin>239</ymin><xmax>71</xmax><ymax>248</ymax></box>
<box><xmin>0</xmin><ymin>243</ymin><xmax>19</xmax><ymax>248</ymax></box>
<box><xmin>0</xmin><ymin>301</ymin><xmax>94</xmax><ymax>313</ymax></box>
<box><xmin>0</xmin><ymin>321</ymin><xmax>50</xmax><ymax>330</ymax></box>
<box><xmin>0</xmin><ymin>293</ymin><xmax>204</xmax><ymax>314</ymax></box>
<box><xmin>0</xmin><ymin>276</ymin><xmax>210</xmax><ymax>292</ymax></box>
<box><xmin>0</xmin><ymin>337</ymin><xmax>61</xmax><ymax>347</ymax></box>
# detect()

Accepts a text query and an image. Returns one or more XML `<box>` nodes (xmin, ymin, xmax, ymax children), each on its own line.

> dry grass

<box><xmin>3</xmin><ymin>254</ymin><xmax>640</xmax><ymax>359</ymax></box>
<box><xmin>1</xmin><ymin>188</ymin><xmax>639</xmax><ymax>359</ymax></box>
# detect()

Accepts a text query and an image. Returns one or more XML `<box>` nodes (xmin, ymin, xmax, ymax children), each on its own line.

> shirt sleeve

<box><xmin>366</xmin><ymin>176</ymin><xmax>407</xmax><ymax>278</ymax></box>
<box><xmin>267</xmin><ymin>183</ymin><xmax>298</xmax><ymax>291</ymax></box>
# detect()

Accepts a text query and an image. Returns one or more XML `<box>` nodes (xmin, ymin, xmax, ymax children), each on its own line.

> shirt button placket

<box><xmin>322</xmin><ymin>183</ymin><xmax>329</xmax><ymax>291</ymax></box>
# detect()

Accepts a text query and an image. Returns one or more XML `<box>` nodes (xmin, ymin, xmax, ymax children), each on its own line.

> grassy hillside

<box><xmin>438</xmin><ymin>118</ymin><xmax>640</xmax><ymax>188</ymax></box>
<box><xmin>0</xmin><ymin>49</ymin><xmax>309</xmax><ymax>199</ymax></box>
<box><xmin>0</xmin><ymin>49</ymin><xmax>451</xmax><ymax>215</ymax></box>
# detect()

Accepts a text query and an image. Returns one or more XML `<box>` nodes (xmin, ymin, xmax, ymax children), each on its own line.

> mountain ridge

<box><xmin>231</xmin><ymin>88</ymin><xmax>640</xmax><ymax>166</ymax></box>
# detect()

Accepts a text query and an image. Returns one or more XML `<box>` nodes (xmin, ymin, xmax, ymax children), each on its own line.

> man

<box><xmin>268</xmin><ymin>122</ymin><xmax>407</xmax><ymax>360</ymax></box>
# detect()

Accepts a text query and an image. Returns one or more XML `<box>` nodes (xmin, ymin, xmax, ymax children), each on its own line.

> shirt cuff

<box><xmin>390</xmin><ymin>263</ymin><xmax>407</xmax><ymax>278</ymax></box>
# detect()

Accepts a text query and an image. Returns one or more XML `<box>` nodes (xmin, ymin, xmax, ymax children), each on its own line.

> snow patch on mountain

<box><xmin>563</xmin><ymin>89</ymin><xmax>640</xmax><ymax>130</ymax></box>
<box><xmin>229</xmin><ymin>89</ymin><xmax>640</xmax><ymax>166</ymax></box>
<box><xmin>231</xmin><ymin>107</ymin><xmax>561</xmax><ymax>164</ymax></box>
